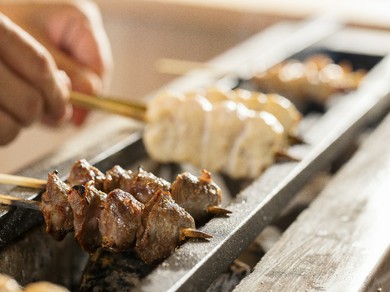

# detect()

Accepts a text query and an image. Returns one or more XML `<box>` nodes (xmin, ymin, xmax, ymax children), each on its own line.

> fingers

<box><xmin>0</xmin><ymin>13</ymin><xmax>72</xmax><ymax>144</ymax></box>
<box><xmin>0</xmin><ymin>13</ymin><xmax>70</xmax><ymax>125</ymax></box>
<box><xmin>0</xmin><ymin>109</ymin><xmax>20</xmax><ymax>146</ymax></box>
<box><xmin>43</xmin><ymin>1</ymin><xmax>113</xmax><ymax>126</ymax></box>
<box><xmin>0</xmin><ymin>60</ymin><xmax>43</xmax><ymax>126</ymax></box>
<box><xmin>46</xmin><ymin>1</ymin><xmax>113</xmax><ymax>80</ymax></box>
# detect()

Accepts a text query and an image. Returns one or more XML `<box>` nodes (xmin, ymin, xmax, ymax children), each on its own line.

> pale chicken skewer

<box><xmin>69</xmin><ymin>87</ymin><xmax>302</xmax><ymax>180</ymax></box>
<box><xmin>144</xmin><ymin>88</ymin><xmax>300</xmax><ymax>179</ymax></box>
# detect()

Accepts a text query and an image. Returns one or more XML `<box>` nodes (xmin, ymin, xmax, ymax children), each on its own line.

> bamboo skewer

<box><xmin>180</xmin><ymin>228</ymin><xmax>212</xmax><ymax>240</ymax></box>
<box><xmin>0</xmin><ymin>193</ymin><xmax>40</xmax><ymax>211</ymax></box>
<box><xmin>275</xmin><ymin>150</ymin><xmax>301</xmax><ymax>162</ymax></box>
<box><xmin>207</xmin><ymin>206</ymin><xmax>232</xmax><ymax>216</ymax></box>
<box><xmin>70</xmin><ymin>91</ymin><xmax>147</xmax><ymax>122</ymax></box>
<box><xmin>0</xmin><ymin>174</ymin><xmax>46</xmax><ymax>189</ymax></box>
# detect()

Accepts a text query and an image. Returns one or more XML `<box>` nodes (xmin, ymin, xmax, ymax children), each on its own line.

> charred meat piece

<box><xmin>170</xmin><ymin>169</ymin><xmax>222</xmax><ymax>223</ymax></box>
<box><xmin>67</xmin><ymin>159</ymin><xmax>105</xmax><ymax>190</ymax></box>
<box><xmin>103</xmin><ymin>165</ymin><xmax>132</xmax><ymax>193</ymax></box>
<box><xmin>135</xmin><ymin>190</ymin><xmax>196</xmax><ymax>264</ymax></box>
<box><xmin>68</xmin><ymin>181</ymin><xmax>106</xmax><ymax>253</ymax></box>
<box><xmin>119</xmin><ymin>167</ymin><xmax>171</xmax><ymax>204</ymax></box>
<box><xmin>40</xmin><ymin>171</ymin><xmax>73</xmax><ymax>241</ymax></box>
<box><xmin>99</xmin><ymin>189</ymin><xmax>144</xmax><ymax>253</ymax></box>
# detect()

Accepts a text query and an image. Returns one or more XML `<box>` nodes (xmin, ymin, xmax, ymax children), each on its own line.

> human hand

<box><xmin>1</xmin><ymin>0</ymin><xmax>113</xmax><ymax>125</ymax></box>
<box><xmin>0</xmin><ymin>13</ymin><xmax>71</xmax><ymax>145</ymax></box>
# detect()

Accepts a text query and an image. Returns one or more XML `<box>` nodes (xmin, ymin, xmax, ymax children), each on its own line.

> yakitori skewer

<box><xmin>7</xmin><ymin>87</ymin><xmax>302</xmax><ymax>181</ymax></box>
<box><xmin>0</xmin><ymin>188</ymin><xmax>211</xmax><ymax>264</ymax></box>
<box><xmin>252</xmin><ymin>54</ymin><xmax>366</xmax><ymax>103</ymax></box>
<box><xmin>0</xmin><ymin>159</ymin><xmax>231</xmax><ymax>222</ymax></box>
<box><xmin>154</xmin><ymin>56</ymin><xmax>366</xmax><ymax>104</ymax></box>
<box><xmin>0</xmin><ymin>162</ymin><xmax>217</xmax><ymax>263</ymax></box>
<box><xmin>144</xmin><ymin>88</ymin><xmax>301</xmax><ymax>179</ymax></box>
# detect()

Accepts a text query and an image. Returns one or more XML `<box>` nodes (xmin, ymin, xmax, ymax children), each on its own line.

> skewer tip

<box><xmin>288</xmin><ymin>134</ymin><xmax>306</xmax><ymax>145</ymax></box>
<box><xmin>275</xmin><ymin>150</ymin><xmax>301</xmax><ymax>162</ymax></box>
<box><xmin>207</xmin><ymin>205</ymin><xmax>232</xmax><ymax>216</ymax></box>
<box><xmin>181</xmin><ymin>228</ymin><xmax>213</xmax><ymax>240</ymax></box>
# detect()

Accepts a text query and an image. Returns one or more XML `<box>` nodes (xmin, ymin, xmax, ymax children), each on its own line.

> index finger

<box><xmin>0</xmin><ymin>13</ymin><xmax>70</xmax><ymax>123</ymax></box>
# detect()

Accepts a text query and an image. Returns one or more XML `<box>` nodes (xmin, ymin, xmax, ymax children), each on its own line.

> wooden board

<box><xmin>234</xmin><ymin>114</ymin><xmax>390</xmax><ymax>291</ymax></box>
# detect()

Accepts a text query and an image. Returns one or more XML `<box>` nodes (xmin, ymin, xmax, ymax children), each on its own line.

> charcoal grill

<box><xmin>1</xmin><ymin>17</ymin><xmax>390</xmax><ymax>291</ymax></box>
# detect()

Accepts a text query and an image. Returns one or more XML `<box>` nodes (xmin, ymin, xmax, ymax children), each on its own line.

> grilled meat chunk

<box><xmin>119</xmin><ymin>167</ymin><xmax>171</xmax><ymax>204</ymax></box>
<box><xmin>135</xmin><ymin>190</ymin><xmax>195</xmax><ymax>264</ymax></box>
<box><xmin>99</xmin><ymin>189</ymin><xmax>144</xmax><ymax>252</ymax></box>
<box><xmin>40</xmin><ymin>171</ymin><xmax>73</xmax><ymax>241</ymax></box>
<box><xmin>103</xmin><ymin>165</ymin><xmax>131</xmax><ymax>193</ymax></box>
<box><xmin>171</xmin><ymin>169</ymin><xmax>222</xmax><ymax>223</ymax></box>
<box><xmin>67</xmin><ymin>159</ymin><xmax>105</xmax><ymax>190</ymax></box>
<box><xmin>68</xmin><ymin>182</ymin><xmax>106</xmax><ymax>253</ymax></box>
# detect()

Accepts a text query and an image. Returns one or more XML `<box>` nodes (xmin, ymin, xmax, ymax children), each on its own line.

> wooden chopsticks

<box><xmin>70</xmin><ymin>91</ymin><xmax>147</xmax><ymax>122</ymax></box>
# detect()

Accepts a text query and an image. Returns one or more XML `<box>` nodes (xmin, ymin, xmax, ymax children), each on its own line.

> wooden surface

<box><xmin>234</xmin><ymin>114</ymin><xmax>390</xmax><ymax>291</ymax></box>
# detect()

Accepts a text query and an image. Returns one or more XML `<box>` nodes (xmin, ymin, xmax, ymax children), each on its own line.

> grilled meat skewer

<box><xmin>251</xmin><ymin>54</ymin><xmax>366</xmax><ymax>104</ymax></box>
<box><xmin>1</xmin><ymin>159</ymin><xmax>225</xmax><ymax>262</ymax></box>
<box><xmin>41</xmin><ymin>170</ymin><xmax>211</xmax><ymax>263</ymax></box>
<box><xmin>67</xmin><ymin>159</ymin><xmax>229</xmax><ymax>222</ymax></box>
